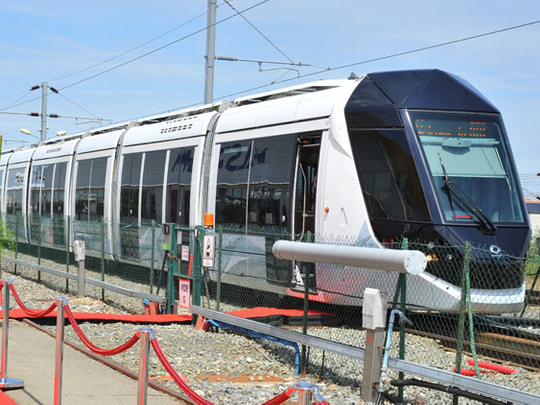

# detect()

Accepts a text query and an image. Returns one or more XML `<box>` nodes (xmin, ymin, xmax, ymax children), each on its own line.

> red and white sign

<box><xmin>178</xmin><ymin>279</ymin><xmax>190</xmax><ymax>309</ymax></box>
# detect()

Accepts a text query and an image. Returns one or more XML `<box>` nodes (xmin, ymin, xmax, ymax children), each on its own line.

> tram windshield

<box><xmin>411</xmin><ymin>111</ymin><xmax>526</xmax><ymax>225</ymax></box>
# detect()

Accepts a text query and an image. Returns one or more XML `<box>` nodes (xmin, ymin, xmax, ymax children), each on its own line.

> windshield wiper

<box><xmin>437</xmin><ymin>153</ymin><xmax>497</xmax><ymax>234</ymax></box>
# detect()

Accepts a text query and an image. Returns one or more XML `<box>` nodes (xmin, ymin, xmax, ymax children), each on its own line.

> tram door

<box><xmin>291</xmin><ymin>136</ymin><xmax>320</xmax><ymax>292</ymax></box>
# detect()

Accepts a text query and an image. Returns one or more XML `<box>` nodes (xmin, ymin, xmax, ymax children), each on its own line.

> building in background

<box><xmin>526</xmin><ymin>198</ymin><xmax>540</xmax><ymax>235</ymax></box>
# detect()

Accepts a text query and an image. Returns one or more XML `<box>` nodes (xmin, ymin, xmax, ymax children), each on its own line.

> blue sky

<box><xmin>1</xmin><ymin>1</ymin><xmax>540</xmax><ymax>193</ymax></box>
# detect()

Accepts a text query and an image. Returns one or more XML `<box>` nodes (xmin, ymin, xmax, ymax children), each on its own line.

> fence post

<box><xmin>65</xmin><ymin>216</ymin><xmax>71</xmax><ymax>293</ymax></box>
<box><xmin>397</xmin><ymin>238</ymin><xmax>408</xmax><ymax>403</ymax></box>
<box><xmin>166</xmin><ymin>224</ymin><xmax>178</xmax><ymax>314</ymax></box>
<box><xmin>54</xmin><ymin>297</ymin><xmax>67</xmax><ymax>405</ymax></box>
<box><xmin>137</xmin><ymin>327</ymin><xmax>154</xmax><ymax>405</ymax></box>
<box><xmin>300</xmin><ymin>231</ymin><xmax>313</xmax><ymax>372</ymax></box>
<box><xmin>215</xmin><ymin>226</ymin><xmax>223</xmax><ymax>311</ymax></box>
<box><xmin>361</xmin><ymin>288</ymin><xmax>387</xmax><ymax>403</ymax></box>
<box><xmin>0</xmin><ymin>279</ymin><xmax>24</xmax><ymax>389</ymax></box>
<box><xmin>101</xmin><ymin>217</ymin><xmax>106</xmax><ymax>301</ymax></box>
<box><xmin>150</xmin><ymin>220</ymin><xmax>155</xmax><ymax>295</ymax></box>
<box><xmin>38</xmin><ymin>214</ymin><xmax>42</xmax><ymax>282</ymax></box>
<box><xmin>74</xmin><ymin>240</ymin><xmax>86</xmax><ymax>298</ymax></box>
<box><xmin>14</xmin><ymin>214</ymin><xmax>19</xmax><ymax>274</ymax></box>
<box><xmin>193</xmin><ymin>226</ymin><xmax>203</xmax><ymax>309</ymax></box>
<box><xmin>453</xmin><ymin>242</ymin><xmax>475</xmax><ymax>404</ymax></box>
<box><xmin>464</xmin><ymin>243</ymin><xmax>480</xmax><ymax>379</ymax></box>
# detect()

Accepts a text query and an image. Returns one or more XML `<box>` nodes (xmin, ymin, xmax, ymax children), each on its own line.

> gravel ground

<box><xmin>2</xmin><ymin>256</ymin><xmax>540</xmax><ymax>404</ymax></box>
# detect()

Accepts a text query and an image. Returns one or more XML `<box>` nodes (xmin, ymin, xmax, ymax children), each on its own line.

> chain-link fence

<box><xmin>200</xmin><ymin>226</ymin><xmax>540</xmax><ymax>402</ymax></box>
<box><xmin>1</xmin><ymin>214</ymin><xmax>539</xmax><ymax>402</ymax></box>
<box><xmin>0</xmin><ymin>214</ymin><xmax>172</xmax><ymax>312</ymax></box>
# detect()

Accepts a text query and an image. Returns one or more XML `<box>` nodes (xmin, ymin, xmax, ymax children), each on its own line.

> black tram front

<box><xmin>345</xmin><ymin>69</ymin><xmax>530</xmax><ymax>292</ymax></box>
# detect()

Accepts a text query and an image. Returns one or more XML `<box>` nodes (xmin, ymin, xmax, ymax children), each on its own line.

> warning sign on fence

<box><xmin>178</xmin><ymin>279</ymin><xmax>190</xmax><ymax>309</ymax></box>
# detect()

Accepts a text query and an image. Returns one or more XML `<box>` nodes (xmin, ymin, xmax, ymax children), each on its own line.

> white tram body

<box><xmin>0</xmin><ymin>70</ymin><xmax>530</xmax><ymax>312</ymax></box>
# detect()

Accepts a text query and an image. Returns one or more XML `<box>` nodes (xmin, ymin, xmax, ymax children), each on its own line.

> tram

<box><xmin>0</xmin><ymin>69</ymin><xmax>530</xmax><ymax>312</ymax></box>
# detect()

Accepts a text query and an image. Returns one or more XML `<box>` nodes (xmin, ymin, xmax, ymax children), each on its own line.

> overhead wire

<box><xmin>2</xmin><ymin>12</ymin><xmax>540</xmax><ymax>131</ymax></box>
<box><xmin>0</xmin><ymin>90</ymin><xmax>32</xmax><ymax>111</ymax></box>
<box><xmin>222</xmin><ymin>0</ymin><xmax>293</xmax><ymax>63</ymax></box>
<box><xmin>211</xmin><ymin>19</ymin><xmax>540</xmax><ymax>102</ymax></box>
<box><xmin>55</xmin><ymin>92</ymin><xmax>101</xmax><ymax>119</ymax></box>
<box><xmin>57</xmin><ymin>0</ymin><xmax>269</xmax><ymax>92</ymax></box>
<box><xmin>47</xmin><ymin>9</ymin><xmax>209</xmax><ymax>83</ymax></box>
<box><xmin>0</xmin><ymin>89</ymin><xmax>30</xmax><ymax>103</ymax></box>
<box><xmin>0</xmin><ymin>0</ymin><xmax>270</xmax><ymax>114</ymax></box>
<box><xmin>0</xmin><ymin>3</ymin><xmax>212</xmax><ymax>109</ymax></box>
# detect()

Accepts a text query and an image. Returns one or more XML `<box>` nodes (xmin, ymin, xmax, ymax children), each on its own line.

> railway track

<box><xmin>406</xmin><ymin>312</ymin><xmax>540</xmax><ymax>372</ymax></box>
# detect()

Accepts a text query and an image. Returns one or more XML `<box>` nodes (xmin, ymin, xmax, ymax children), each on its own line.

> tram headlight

<box><xmin>426</xmin><ymin>254</ymin><xmax>439</xmax><ymax>263</ymax></box>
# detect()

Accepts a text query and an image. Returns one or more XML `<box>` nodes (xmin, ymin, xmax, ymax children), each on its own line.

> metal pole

<box><xmin>54</xmin><ymin>298</ymin><xmax>66</xmax><ymax>405</ymax></box>
<box><xmin>41</xmin><ymin>82</ymin><xmax>48</xmax><ymax>141</ymax></box>
<box><xmin>361</xmin><ymin>288</ymin><xmax>387</xmax><ymax>403</ymax></box>
<box><xmin>297</xmin><ymin>388</ymin><xmax>313</xmax><ymax>405</ymax></box>
<box><xmin>216</xmin><ymin>226</ymin><xmax>222</xmax><ymax>311</ymax></box>
<box><xmin>398</xmin><ymin>238</ymin><xmax>408</xmax><ymax>403</ymax></box>
<box><xmin>193</xmin><ymin>226</ymin><xmax>203</xmax><ymax>309</ymax></box>
<box><xmin>101</xmin><ymin>217</ymin><xmax>105</xmax><ymax>301</ymax></box>
<box><xmin>65</xmin><ymin>216</ymin><xmax>70</xmax><ymax>293</ymax></box>
<box><xmin>0</xmin><ymin>280</ymin><xmax>24</xmax><ymax>389</ymax></box>
<box><xmin>167</xmin><ymin>224</ymin><xmax>178</xmax><ymax>314</ymax></box>
<box><xmin>137</xmin><ymin>327</ymin><xmax>154</xmax><ymax>405</ymax></box>
<box><xmin>74</xmin><ymin>241</ymin><xmax>86</xmax><ymax>298</ymax></box>
<box><xmin>204</xmin><ymin>0</ymin><xmax>217</xmax><ymax>104</ymax></box>
<box><xmin>38</xmin><ymin>213</ymin><xmax>42</xmax><ymax>282</ymax></box>
<box><xmin>150</xmin><ymin>220</ymin><xmax>155</xmax><ymax>294</ymax></box>
<box><xmin>301</xmin><ymin>231</ymin><xmax>312</xmax><ymax>372</ymax></box>
<box><xmin>14</xmin><ymin>214</ymin><xmax>19</xmax><ymax>274</ymax></box>
<box><xmin>453</xmin><ymin>242</ymin><xmax>471</xmax><ymax>405</ymax></box>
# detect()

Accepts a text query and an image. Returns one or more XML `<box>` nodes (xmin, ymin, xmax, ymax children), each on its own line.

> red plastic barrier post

<box><xmin>0</xmin><ymin>279</ymin><xmax>24</xmax><ymax>390</ymax></box>
<box><xmin>137</xmin><ymin>327</ymin><xmax>153</xmax><ymax>405</ymax></box>
<box><xmin>54</xmin><ymin>298</ymin><xmax>67</xmax><ymax>405</ymax></box>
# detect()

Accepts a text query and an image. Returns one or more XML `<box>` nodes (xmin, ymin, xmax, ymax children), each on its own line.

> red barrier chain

<box><xmin>64</xmin><ymin>305</ymin><xmax>140</xmax><ymax>356</ymax></box>
<box><xmin>4</xmin><ymin>280</ymin><xmax>330</xmax><ymax>404</ymax></box>
<box><xmin>150</xmin><ymin>337</ymin><xmax>214</xmax><ymax>405</ymax></box>
<box><xmin>8</xmin><ymin>283</ymin><xmax>58</xmax><ymax>317</ymax></box>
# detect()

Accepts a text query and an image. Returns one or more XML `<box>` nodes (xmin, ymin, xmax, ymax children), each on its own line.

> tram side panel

<box><xmin>4</xmin><ymin>148</ymin><xmax>36</xmax><ymax>241</ymax></box>
<box><xmin>114</xmin><ymin>120</ymin><xmax>209</xmax><ymax>268</ymax></box>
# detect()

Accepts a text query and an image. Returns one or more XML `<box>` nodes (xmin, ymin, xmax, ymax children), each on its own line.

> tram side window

<box><xmin>248</xmin><ymin>135</ymin><xmax>295</xmax><ymax>228</ymax></box>
<box><xmin>6</xmin><ymin>168</ymin><xmax>24</xmax><ymax>214</ymax></box>
<box><xmin>141</xmin><ymin>150</ymin><xmax>166</xmax><ymax>224</ymax></box>
<box><xmin>40</xmin><ymin>165</ymin><xmax>54</xmax><ymax>218</ymax></box>
<box><xmin>53</xmin><ymin>163</ymin><xmax>67</xmax><ymax>216</ymax></box>
<box><xmin>76</xmin><ymin>160</ymin><xmax>91</xmax><ymax>220</ymax></box>
<box><xmin>216</xmin><ymin>141</ymin><xmax>251</xmax><ymax>226</ymax></box>
<box><xmin>166</xmin><ymin>147</ymin><xmax>194</xmax><ymax>225</ymax></box>
<box><xmin>89</xmin><ymin>159</ymin><xmax>107</xmax><ymax>220</ymax></box>
<box><xmin>30</xmin><ymin>166</ymin><xmax>43</xmax><ymax>215</ymax></box>
<box><xmin>76</xmin><ymin>158</ymin><xmax>108</xmax><ymax>221</ymax></box>
<box><xmin>350</xmin><ymin>129</ymin><xmax>430</xmax><ymax>222</ymax></box>
<box><xmin>120</xmin><ymin>153</ymin><xmax>142</xmax><ymax>224</ymax></box>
